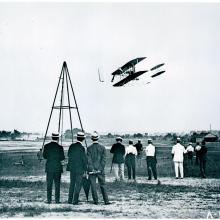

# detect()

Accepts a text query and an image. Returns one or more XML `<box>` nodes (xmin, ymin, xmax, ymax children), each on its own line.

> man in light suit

<box><xmin>171</xmin><ymin>137</ymin><xmax>187</xmax><ymax>179</ymax></box>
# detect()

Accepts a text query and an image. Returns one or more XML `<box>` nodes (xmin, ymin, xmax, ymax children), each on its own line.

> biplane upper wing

<box><xmin>150</xmin><ymin>63</ymin><xmax>165</xmax><ymax>71</ymax></box>
<box><xmin>151</xmin><ymin>70</ymin><xmax>165</xmax><ymax>78</ymax></box>
<box><xmin>111</xmin><ymin>57</ymin><xmax>146</xmax><ymax>76</ymax></box>
<box><xmin>113</xmin><ymin>70</ymin><xmax>148</xmax><ymax>87</ymax></box>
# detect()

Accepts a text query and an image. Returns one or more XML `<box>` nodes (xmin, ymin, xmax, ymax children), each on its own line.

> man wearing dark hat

<box><xmin>87</xmin><ymin>132</ymin><xmax>110</xmax><ymax>205</ymax></box>
<box><xmin>110</xmin><ymin>137</ymin><xmax>125</xmax><ymax>181</ymax></box>
<box><xmin>67</xmin><ymin>131</ymin><xmax>87</xmax><ymax>204</ymax></box>
<box><xmin>43</xmin><ymin>133</ymin><xmax>65</xmax><ymax>204</ymax></box>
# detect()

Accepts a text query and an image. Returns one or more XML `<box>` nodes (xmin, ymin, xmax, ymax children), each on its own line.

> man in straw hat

<box><xmin>110</xmin><ymin>136</ymin><xmax>125</xmax><ymax>181</ymax></box>
<box><xmin>67</xmin><ymin>131</ymin><xmax>87</xmax><ymax>205</ymax></box>
<box><xmin>171</xmin><ymin>137</ymin><xmax>187</xmax><ymax>179</ymax></box>
<box><xmin>43</xmin><ymin>132</ymin><xmax>65</xmax><ymax>204</ymax></box>
<box><xmin>87</xmin><ymin>132</ymin><xmax>111</xmax><ymax>205</ymax></box>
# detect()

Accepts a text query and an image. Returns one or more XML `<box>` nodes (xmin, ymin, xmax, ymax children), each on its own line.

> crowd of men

<box><xmin>42</xmin><ymin>132</ymin><xmax>208</xmax><ymax>204</ymax></box>
<box><xmin>43</xmin><ymin>132</ymin><xmax>110</xmax><ymax>205</ymax></box>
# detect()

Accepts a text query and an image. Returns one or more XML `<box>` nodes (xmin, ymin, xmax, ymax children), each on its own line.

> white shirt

<box><xmin>125</xmin><ymin>145</ymin><xmax>137</xmax><ymax>156</ymax></box>
<box><xmin>145</xmin><ymin>144</ymin><xmax>156</xmax><ymax>157</ymax></box>
<box><xmin>186</xmin><ymin>145</ymin><xmax>194</xmax><ymax>153</ymax></box>
<box><xmin>171</xmin><ymin>143</ymin><xmax>187</xmax><ymax>162</ymax></box>
<box><xmin>195</xmin><ymin>145</ymin><xmax>201</xmax><ymax>151</ymax></box>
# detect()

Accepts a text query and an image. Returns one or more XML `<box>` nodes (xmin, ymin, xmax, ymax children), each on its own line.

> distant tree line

<box><xmin>103</xmin><ymin>131</ymin><xmax>218</xmax><ymax>144</ymax></box>
<box><xmin>1</xmin><ymin>128</ymin><xmax>217</xmax><ymax>143</ymax></box>
<box><xmin>0</xmin><ymin>129</ymin><xmax>24</xmax><ymax>140</ymax></box>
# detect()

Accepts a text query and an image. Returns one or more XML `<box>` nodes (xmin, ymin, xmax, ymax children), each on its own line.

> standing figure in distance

<box><xmin>197</xmin><ymin>140</ymin><xmax>208</xmax><ymax>178</ymax></box>
<box><xmin>186</xmin><ymin>142</ymin><xmax>194</xmax><ymax>165</ymax></box>
<box><xmin>87</xmin><ymin>133</ymin><xmax>110</xmax><ymax>205</ymax></box>
<box><xmin>43</xmin><ymin>133</ymin><xmax>65</xmax><ymax>204</ymax></box>
<box><xmin>134</xmin><ymin>139</ymin><xmax>143</xmax><ymax>167</ymax></box>
<box><xmin>67</xmin><ymin>132</ymin><xmax>87</xmax><ymax>204</ymax></box>
<box><xmin>145</xmin><ymin>138</ymin><xmax>157</xmax><ymax>180</ymax></box>
<box><xmin>195</xmin><ymin>142</ymin><xmax>201</xmax><ymax>165</ymax></box>
<box><xmin>171</xmin><ymin>137</ymin><xmax>187</xmax><ymax>179</ymax></box>
<box><xmin>37</xmin><ymin>148</ymin><xmax>43</xmax><ymax>162</ymax></box>
<box><xmin>110</xmin><ymin>137</ymin><xmax>125</xmax><ymax>181</ymax></box>
<box><xmin>125</xmin><ymin>140</ymin><xmax>137</xmax><ymax>182</ymax></box>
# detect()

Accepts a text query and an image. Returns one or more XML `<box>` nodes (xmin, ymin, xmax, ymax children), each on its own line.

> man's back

<box><xmin>172</xmin><ymin>143</ymin><xmax>186</xmax><ymax>162</ymax></box>
<box><xmin>43</xmin><ymin>141</ymin><xmax>65</xmax><ymax>172</ymax></box>
<box><xmin>186</xmin><ymin>145</ymin><xmax>194</xmax><ymax>153</ymax></box>
<box><xmin>87</xmin><ymin>143</ymin><xmax>106</xmax><ymax>173</ymax></box>
<box><xmin>110</xmin><ymin>142</ymin><xmax>125</xmax><ymax>163</ymax></box>
<box><xmin>67</xmin><ymin>142</ymin><xmax>87</xmax><ymax>174</ymax></box>
<box><xmin>145</xmin><ymin>144</ymin><xmax>156</xmax><ymax>157</ymax></box>
<box><xmin>198</xmin><ymin>145</ymin><xmax>207</xmax><ymax>158</ymax></box>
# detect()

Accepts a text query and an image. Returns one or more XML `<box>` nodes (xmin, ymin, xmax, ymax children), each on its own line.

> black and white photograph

<box><xmin>0</xmin><ymin>1</ymin><xmax>220</xmax><ymax>218</ymax></box>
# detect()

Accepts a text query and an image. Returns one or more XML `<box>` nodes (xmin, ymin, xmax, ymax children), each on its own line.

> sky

<box><xmin>0</xmin><ymin>2</ymin><xmax>220</xmax><ymax>135</ymax></box>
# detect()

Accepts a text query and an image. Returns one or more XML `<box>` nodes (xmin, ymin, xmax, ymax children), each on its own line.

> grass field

<box><xmin>0</xmin><ymin>140</ymin><xmax>220</xmax><ymax>218</ymax></box>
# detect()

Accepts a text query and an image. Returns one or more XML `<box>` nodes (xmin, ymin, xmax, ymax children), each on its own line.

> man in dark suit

<box><xmin>43</xmin><ymin>133</ymin><xmax>65</xmax><ymax>204</ymax></box>
<box><xmin>110</xmin><ymin>137</ymin><xmax>125</xmax><ymax>181</ymax></box>
<box><xmin>134</xmin><ymin>139</ymin><xmax>143</xmax><ymax>167</ymax></box>
<box><xmin>198</xmin><ymin>140</ymin><xmax>208</xmax><ymax>178</ymax></box>
<box><xmin>87</xmin><ymin>133</ymin><xmax>110</xmax><ymax>205</ymax></box>
<box><xmin>67</xmin><ymin>132</ymin><xmax>87</xmax><ymax>204</ymax></box>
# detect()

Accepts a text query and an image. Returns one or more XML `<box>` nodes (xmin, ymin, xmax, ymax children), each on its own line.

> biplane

<box><xmin>111</xmin><ymin>57</ymin><xmax>148</xmax><ymax>87</ymax></box>
<box><xmin>110</xmin><ymin>57</ymin><xmax>165</xmax><ymax>87</ymax></box>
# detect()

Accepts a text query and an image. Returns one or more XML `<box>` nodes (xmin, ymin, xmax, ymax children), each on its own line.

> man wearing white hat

<box><xmin>171</xmin><ymin>137</ymin><xmax>187</xmax><ymax>179</ymax></box>
<box><xmin>110</xmin><ymin>137</ymin><xmax>126</xmax><ymax>181</ymax></box>
<box><xmin>145</xmin><ymin>138</ymin><xmax>157</xmax><ymax>180</ymax></box>
<box><xmin>43</xmin><ymin>132</ymin><xmax>65</xmax><ymax>204</ymax></box>
<box><xmin>67</xmin><ymin>131</ymin><xmax>87</xmax><ymax>204</ymax></box>
<box><xmin>87</xmin><ymin>132</ymin><xmax>110</xmax><ymax>205</ymax></box>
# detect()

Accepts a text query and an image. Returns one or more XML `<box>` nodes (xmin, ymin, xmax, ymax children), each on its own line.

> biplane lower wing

<box><xmin>111</xmin><ymin>57</ymin><xmax>146</xmax><ymax>76</ymax></box>
<box><xmin>113</xmin><ymin>70</ymin><xmax>148</xmax><ymax>87</ymax></box>
<box><xmin>151</xmin><ymin>70</ymin><xmax>165</xmax><ymax>78</ymax></box>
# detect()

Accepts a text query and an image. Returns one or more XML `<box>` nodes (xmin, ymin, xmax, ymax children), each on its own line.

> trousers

<box><xmin>199</xmin><ymin>157</ymin><xmax>206</xmax><ymax>177</ymax></box>
<box><xmin>113</xmin><ymin>163</ymin><xmax>124</xmax><ymax>180</ymax></box>
<box><xmin>46</xmin><ymin>171</ymin><xmax>61</xmax><ymax>203</ymax></box>
<box><xmin>89</xmin><ymin>173</ymin><xmax>109</xmax><ymax>203</ymax></box>
<box><xmin>174</xmin><ymin>161</ymin><xmax>184</xmax><ymax>178</ymax></box>
<box><xmin>146</xmin><ymin>156</ymin><xmax>157</xmax><ymax>180</ymax></box>
<box><xmin>68</xmin><ymin>172</ymin><xmax>83</xmax><ymax>204</ymax></box>
<box><xmin>126</xmin><ymin>154</ymin><xmax>136</xmax><ymax>180</ymax></box>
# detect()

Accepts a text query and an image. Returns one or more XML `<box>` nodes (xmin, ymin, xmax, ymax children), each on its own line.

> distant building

<box><xmin>204</xmin><ymin>133</ymin><xmax>218</xmax><ymax>142</ymax></box>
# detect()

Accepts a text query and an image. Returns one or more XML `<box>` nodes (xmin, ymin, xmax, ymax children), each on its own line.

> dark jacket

<box><xmin>198</xmin><ymin>144</ymin><xmax>207</xmax><ymax>159</ymax></box>
<box><xmin>43</xmin><ymin>141</ymin><xmax>65</xmax><ymax>173</ymax></box>
<box><xmin>110</xmin><ymin>142</ymin><xmax>125</xmax><ymax>164</ymax></box>
<box><xmin>67</xmin><ymin>141</ymin><xmax>87</xmax><ymax>174</ymax></box>
<box><xmin>87</xmin><ymin>143</ymin><xmax>106</xmax><ymax>173</ymax></box>
<box><xmin>134</xmin><ymin>143</ymin><xmax>143</xmax><ymax>154</ymax></box>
